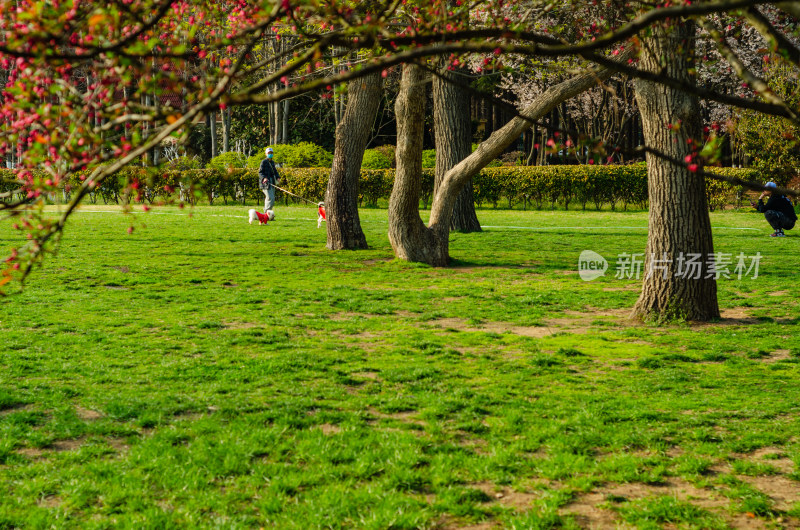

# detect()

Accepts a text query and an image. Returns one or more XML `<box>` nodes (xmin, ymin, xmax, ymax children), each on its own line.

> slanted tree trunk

<box><xmin>433</xmin><ymin>61</ymin><xmax>480</xmax><ymax>232</ymax></box>
<box><xmin>388</xmin><ymin>55</ymin><xmax>631</xmax><ymax>266</ymax></box>
<box><xmin>389</xmin><ymin>63</ymin><xmax>449</xmax><ymax>265</ymax></box>
<box><xmin>632</xmin><ymin>21</ymin><xmax>719</xmax><ymax>321</ymax></box>
<box><xmin>325</xmin><ymin>71</ymin><xmax>382</xmax><ymax>250</ymax></box>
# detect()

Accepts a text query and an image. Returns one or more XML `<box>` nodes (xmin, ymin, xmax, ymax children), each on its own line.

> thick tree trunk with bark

<box><xmin>325</xmin><ymin>72</ymin><xmax>382</xmax><ymax>250</ymax></box>
<box><xmin>433</xmin><ymin>61</ymin><xmax>480</xmax><ymax>232</ymax></box>
<box><xmin>387</xmin><ymin>55</ymin><xmax>631</xmax><ymax>266</ymax></box>
<box><xmin>632</xmin><ymin>22</ymin><xmax>720</xmax><ymax>321</ymax></box>
<box><xmin>389</xmin><ymin>64</ymin><xmax>449</xmax><ymax>265</ymax></box>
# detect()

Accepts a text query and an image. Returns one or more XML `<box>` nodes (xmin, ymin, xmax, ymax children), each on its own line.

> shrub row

<box><xmin>0</xmin><ymin>165</ymin><xmax>763</xmax><ymax>210</ymax></box>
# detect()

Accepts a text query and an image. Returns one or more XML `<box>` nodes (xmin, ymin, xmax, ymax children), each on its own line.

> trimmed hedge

<box><xmin>0</xmin><ymin>165</ymin><xmax>765</xmax><ymax>210</ymax></box>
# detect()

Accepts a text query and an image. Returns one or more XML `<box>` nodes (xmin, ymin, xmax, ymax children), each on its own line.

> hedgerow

<box><xmin>0</xmin><ymin>165</ymin><xmax>766</xmax><ymax>210</ymax></box>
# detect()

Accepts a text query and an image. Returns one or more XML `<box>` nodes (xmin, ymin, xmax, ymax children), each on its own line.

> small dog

<box><xmin>248</xmin><ymin>209</ymin><xmax>275</xmax><ymax>225</ymax></box>
<box><xmin>317</xmin><ymin>202</ymin><xmax>326</xmax><ymax>228</ymax></box>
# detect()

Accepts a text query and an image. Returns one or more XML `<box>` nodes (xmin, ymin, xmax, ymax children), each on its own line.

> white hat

<box><xmin>265</xmin><ymin>147</ymin><xmax>273</xmax><ymax>154</ymax></box>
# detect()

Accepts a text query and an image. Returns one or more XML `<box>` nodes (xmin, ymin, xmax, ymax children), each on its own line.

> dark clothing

<box><xmin>258</xmin><ymin>159</ymin><xmax>280</xmax><ymax>191</ymax></box>
<box><xmin>757</xmin><ymin>194</ymin><xmax>797</xmax><ymax>231</ymax></box>
<box><xmin>765</xmin><ymin>210</ymin><xmax>795</xmax><ymax>231</ymax></box>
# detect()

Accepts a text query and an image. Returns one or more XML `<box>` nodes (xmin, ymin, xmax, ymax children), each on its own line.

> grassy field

<box><xmin>0</xmin><ymin>204</ymin><xmax>798</xmax><ymax>529</ymax></box>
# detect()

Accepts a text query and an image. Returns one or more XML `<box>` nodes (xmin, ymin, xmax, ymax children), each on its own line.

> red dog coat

<box><xmin>256</xmin><ymin>211</ymin><xmax>271</xmax><ymax>224</ymax></box>
<box><xmin>318</xmin><ymin>205</ymin><xmax>326</xmax><ymax>220</ymax></box>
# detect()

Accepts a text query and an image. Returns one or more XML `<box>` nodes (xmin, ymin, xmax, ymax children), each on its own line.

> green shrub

<box><xmin>206</xmin><ymin>152</ymin><xmax>246</xmax><ymax>171</ymax></box>
<box><xmin>421</xmin><ymin>149</ymin><xmax>436</xmax><ymax>169</ymax></box>
<box><xmin>246</xmin><ymin>143</ymin><xmax>333</xmax><ymax>169</ymax></box>
<box><xmin>164</xmin><ymin>156</ymin><xmax>203</xmax><ymax>171</ymax></box>
<box><xmin>372</xmin><ymin>145</ymin><xmax>396</xmax><ymax>167</ymax></box>
<box><xmin>31</xmin><ymin>164</ymin><xmax>759</xmax><ymax>210</ymax></box>
<box><xmin>362</xmin><ymin>149</ymin><xmax>394</xmax><ymax>169</ymax></box>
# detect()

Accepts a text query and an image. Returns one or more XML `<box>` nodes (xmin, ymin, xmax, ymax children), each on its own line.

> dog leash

<box><xmin>271</xmin><ymin>184</ymin><xmax>319</xmax><ymax>205</ymax></box>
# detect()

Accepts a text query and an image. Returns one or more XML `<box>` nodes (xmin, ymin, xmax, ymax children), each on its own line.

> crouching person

<box><xmin>753</xmin><ymin>181</ymin><xmax>797</xmax><ymax>237</ymax></box>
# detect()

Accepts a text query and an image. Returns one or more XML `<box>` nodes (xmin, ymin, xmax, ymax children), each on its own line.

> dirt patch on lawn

<box><xmin>329</xmin><ymin>311</ymin><xmax>369</xmax><ymax>322</ymax></box>
<box><xmin>749</xmin><ymin>447</ymin><xmax>797</xmax><ymax>474</ymax></box>
<box><xmin>431</xmin><ymin>308</ymin><xmax>632</xmax><ymax>337</ymax></box>
<box><xmin>318</xmin><ymin>423</ymin><xmax>342</xmax><ymax>435</ymax></box>
<box><xmin>362</xmin><ymin>258</ymin><xmax>394</xmax><ymax>266</ymax></box>
<box><xmin>430</xmin><ymin>317</ymin><xmax>554</xmax><ymax>337</ymax></box>
<box><xmin>690</xmin><ymin>307</ymin><xmax>761</xmax><ymax>327</ymax></box>
<box><xmin>75</xmin><ymin>407</ymin><xmax>103</xmax><ymax>420</ymax></box>
<box><xmin>222</xmin><ymin>321</ymin><xmax>260</xmax><ymax>330</ymax></box>
<box><xmin>351</xmin><ymin>371</ymin><xmax>380</xmax><ymax>380</ymax></box>
<box><xmin>0</xmin><ymin>403</ymin><xmax>32</xmax><ymax>416</ymax></box>
<box><xmin>763</xmin><ymin>349</ymin><xmax>794</xmax><ymax>363</ymax></box>
<box><xmin>559</xmin><ymin>491</ymin><xmax>623</xmax><ymax>528</ymax></box>
<box><xmin>560</xmin><ymin>479</ymin><xmax>778</xmax><ymax>529</ymax></box>
<box><xmin>17</xmin><ymin>438</ymin><xmax>83</xmax><ymax>458</ymax></box>
<box><xmin>470</xmin><ymin>481</ymin><xmax>541</xmax><ymax>511</ymax></box>
<box><xmin>367</xmin><ymin>408</ymin><xmax>426</xmax><ymax>429</ymax></box>
<box><xmin>741</xmin><ymin>475</ymin><xmax>800</xmax><ymax>512</ymax></box>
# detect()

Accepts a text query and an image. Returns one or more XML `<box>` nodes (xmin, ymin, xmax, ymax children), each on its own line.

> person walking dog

<box><xmin>258</xmin><ymin>147</ymin><xmax>281</xmax><ymax>212</ymax></box>
<box><xmin>752</xmin><ymin>181</ymin><xmax>797</xmax><ymax>237</ymax></box>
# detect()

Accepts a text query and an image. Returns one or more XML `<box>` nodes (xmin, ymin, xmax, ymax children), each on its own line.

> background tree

<box><xmin>326</xmin><ymin>70</ymin><xmax>383</xmax><ymax>250</ymax></box>
<box><xmin>734</xmin><ymin>58</ymin><xmax>800</xmax><ymax>185</ymax></box>
<box><xmin>433</xmin><ymin>59</ymin><xmax>481</xmax><ymax>232</ymax></box>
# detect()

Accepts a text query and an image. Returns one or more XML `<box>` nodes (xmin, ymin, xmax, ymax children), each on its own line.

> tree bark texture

<box><xmin>222</xmin><ymin>107</ymin><xmax>231</xmax><ymax>153</ymax></box>
<box><xmin>389</xmin><ymin>63</ymin><xmax>449</xmax><ymax>266</ymax></box>
<box><xmin>282</xmin><ymin>99</ymin><xmax>289</xmax><ymax>144</ymax></box>
<box><xmin>209</xmin><ymin>110</ymin><xmax>218</xmax><ymax>158</ymax></box>
<box><xmin>632</xmin><ymin>21</ymin><xmax>720</xmax><ymax>321</ymax></box>
<box><xmin>325</xmin><ymin>71</ymin><xmax>382</xmax><ymax>250</ymax></box>
<box><xmin>433</xmin><ymin>61</ymin><xmax>481</xmax><ymax>232</ymax></box>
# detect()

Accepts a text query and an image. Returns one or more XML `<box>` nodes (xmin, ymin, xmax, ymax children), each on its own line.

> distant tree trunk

<box><xmin>222</xmin><ymin>107</ymin><xmax>231</xmax><ymax>153</ymax></box>
<box><xmin>433</xmin><ymin>60</ymin><xmax>480</xmax><ymax>232</ymax></box>
<box><xmin>632</xmin><ymin>21</ymin><xmax>719</xmax><ymax>321</ymax></box>
<box><xmin>210</xmin><ymin>110</ymin><xmax>218</xmax><ymax>158</ymax></box>
<box><xmin>282</xmin><ymin>99</ymin><xmax>289</xmax><ymax>144</ymax></box>
<box><xmin>268</xmin><ymin>94</ymin><xmax>276</xmax><ymax>145</ymax></box>
<box><xmin>325</xmin><ymin>72</ymin><xmax>382</xmax><ymax>250</ymax></box>
<box><xmin>389</xmin><ymin>63</ymin><xmax>450</xmax><ymax>265</ymax></box>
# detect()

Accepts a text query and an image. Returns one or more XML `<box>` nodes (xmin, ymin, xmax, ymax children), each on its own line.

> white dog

<box><xmin>248</xmin><ymin>209</ymin><xmax>275</xmax><ymax>225</ymax></box>
<box><xmin>317</xmin><ymin>202</ymin><xmax>326</xmax><ymax>229</ymax></box>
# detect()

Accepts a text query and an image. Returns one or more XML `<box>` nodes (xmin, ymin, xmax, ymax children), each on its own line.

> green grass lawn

<box><xmin>1</xmin><ymin>204</ymin><xmax>798</xmax><ymax>529</ymax></box>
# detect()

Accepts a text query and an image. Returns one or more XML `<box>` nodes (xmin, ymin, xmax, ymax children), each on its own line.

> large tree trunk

<box><xmin>389</xmin><ymin>63</ymin><xmax>449</xmax><ymax>265</ymax></box>
<box><xmin>387</xmin><ymin>55</ymin><xmax>631</xmax><ymax>266</ymax></box>
<box><xmin>325</xmin><ymin>71</ymin><xmax>382</xmax><ymax>250</ymax></box>
<box><xmin>632</xmin><ymin>21</ymin><xmax>720</xmax><ymax>321</ymax></box>
<box><xmin>433</xmin><ymin>61</ymin><xmax>481</xmax><ymax>232</ymax></box>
